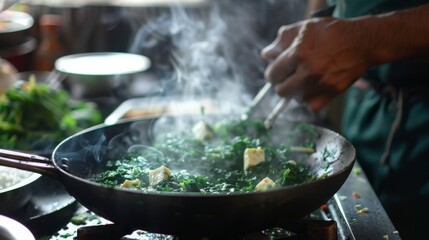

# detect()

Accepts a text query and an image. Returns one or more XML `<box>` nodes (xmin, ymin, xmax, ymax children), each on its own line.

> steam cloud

<box><xmin>128</xmin><ymin>0</ymin><xmax>306</xmax><ymax>115</ymax></box>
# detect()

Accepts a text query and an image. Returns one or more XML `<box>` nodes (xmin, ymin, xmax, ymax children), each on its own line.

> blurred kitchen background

<box><xmin>0</xmin><ymin>0</ymin><xmax>343</xmax><ymax>130</ymax></box>
<box><xmin>0</xmin><ymin>2</ymin><xmax>354</xmax><ymax>238</ymax></box>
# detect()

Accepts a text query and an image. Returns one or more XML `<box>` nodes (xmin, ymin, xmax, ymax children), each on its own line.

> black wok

<box><xmin>0</xmin><ymin>116</ymin><xmax>355</xmax><ymax>236</ymax></box>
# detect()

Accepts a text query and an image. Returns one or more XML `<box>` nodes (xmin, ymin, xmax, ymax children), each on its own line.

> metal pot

<box><xmin>0</xmin><ymin>116</ymin><xmax>355</xmax><ymax>236</ymax></box>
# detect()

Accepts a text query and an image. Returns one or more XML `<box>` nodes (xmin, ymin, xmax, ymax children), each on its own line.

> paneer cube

<box><xmin>120</xmin><ymin>179</ymin><xmax>140</xmax><ymax>188</ymax></box>
<box><xmin>243</xmin><ymin>147</ymin><xmax>265</xmax><ymax>171</ymax></box>
<box><xmin>192</xmin><ymin>120</ymin><xmax>213</xmax><ymax>140</ymax></box>
<box><xmin>148</xmin><ymin>165</ymin><xmax>172</xmax><ymax>186</ymax></box>
<box><xmin>255</xmin><ymin>177</ymin><xmax>276</xmax><ymax>191</ymax></box>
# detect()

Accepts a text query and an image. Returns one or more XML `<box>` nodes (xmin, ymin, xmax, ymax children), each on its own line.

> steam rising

<box><xmin>129</xmin><ymin>1</ymin><xmax>278</xmax><ymax>114</ymax></box>
<box><xmin>126</xmin><ymin>0</ymin><xmax>313</xmax><ymax>144</ymax></box>
<box><xmin>56</xmin><ymin>2</ymin><xmax>321</xmax><ymax>181</ymax></box>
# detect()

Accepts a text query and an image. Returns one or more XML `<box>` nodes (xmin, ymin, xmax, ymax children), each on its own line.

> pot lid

<box><xmin>55</xmin><ymin>52</ymin><xmax>151</xmax><ymax>76</ymax></box>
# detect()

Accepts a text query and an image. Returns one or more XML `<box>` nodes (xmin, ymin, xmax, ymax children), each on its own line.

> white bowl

<box><xmin>55</xmin><ymin>52</ymin><xmax>151</xmax><ymax>99</ymax></box>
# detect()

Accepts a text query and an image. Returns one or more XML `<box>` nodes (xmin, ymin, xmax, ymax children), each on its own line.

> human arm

<box><xmin>261</xmin><ymin>3</ymin><xmax>429</xmax><ymax>111</ymax></box>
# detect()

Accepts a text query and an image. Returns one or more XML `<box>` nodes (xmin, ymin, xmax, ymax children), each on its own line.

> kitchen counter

<box><xmin>336</xmin><ymin>163</ymin><xmax>401</xmax><ymax>240</ymax></box>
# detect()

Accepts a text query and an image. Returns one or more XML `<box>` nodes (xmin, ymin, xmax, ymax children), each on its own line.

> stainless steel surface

<box><xmin>332</xmin><ymin>194</ymin><xmax>356</xmax><ymax>240</ymax></box>
<box><xmin>337</xmin><ymin>163</ymin><xmax>401</xmax><ymax>240</ymax></box>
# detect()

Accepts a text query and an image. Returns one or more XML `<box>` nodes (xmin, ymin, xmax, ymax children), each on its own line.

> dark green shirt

<box><xmin>329</xmin><ymin>0</ymin><xmax>429</xmax><ymax>87</ymax></box>
<box><xmin>334</xmin><ymin>1</ymin><xmax>429</xmax><ymax>237</ymax></box>
<box><xmin>333</xmin><ymin>0</ymin><xmax>429</xmax><ymax>192</ymax></box>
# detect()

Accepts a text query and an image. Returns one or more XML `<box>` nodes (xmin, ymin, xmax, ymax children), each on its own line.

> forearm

<box><xmin>355</xmin><ymin>3</ymin><xmax>429</xmax><ymax>65</ymax></box>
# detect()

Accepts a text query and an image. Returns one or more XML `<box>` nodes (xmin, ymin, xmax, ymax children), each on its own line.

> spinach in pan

<box><xmin>96</xmin><ymin>119</ymin><xmax>321</xmax><ymax>193</ymax></box>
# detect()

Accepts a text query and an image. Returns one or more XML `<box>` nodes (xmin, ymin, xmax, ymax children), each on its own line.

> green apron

<box><xmin>328</xmin><ymin>0</ymin><xmax>429</xmax><ymax>239</ymax></box>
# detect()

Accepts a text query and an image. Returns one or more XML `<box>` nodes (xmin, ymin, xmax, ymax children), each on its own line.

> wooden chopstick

<box><xmin>241</xmin><ymin>82</ymin><xmax>272</xmax><ymax>120</ymax></box>
<box><xmin>264</xmin><ymin>98</ymin><xmax>290</xmax><ymax>129</ymax></box>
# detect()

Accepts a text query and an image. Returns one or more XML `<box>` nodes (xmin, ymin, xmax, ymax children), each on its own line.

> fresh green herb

<box><xmin>353</xmin><ymin>167</ymin><xmax>362</xmax><ymax>175</ymax></box>
<box><xmin>0</xmin><ymin>79</ymin><xmax>102</xmax><ymax>152</ymax></box>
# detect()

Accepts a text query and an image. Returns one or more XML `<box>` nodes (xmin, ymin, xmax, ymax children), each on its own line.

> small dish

<box><xmin>0</xmin><ymin>166</ymin><xmax>41</xmax><ymax>214</ymax></box>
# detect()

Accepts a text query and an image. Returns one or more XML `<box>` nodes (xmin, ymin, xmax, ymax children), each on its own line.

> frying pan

<box><xmin>0</xmin><ymin>115</ymin><xmax>355</xmax><ymax>236</ymax></box>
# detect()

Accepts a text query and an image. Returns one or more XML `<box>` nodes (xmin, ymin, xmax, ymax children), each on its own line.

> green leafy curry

<box><xmin>96</xmin><ymin>118</ymin><xmax>324</xmax><ymax>193</ymax></box>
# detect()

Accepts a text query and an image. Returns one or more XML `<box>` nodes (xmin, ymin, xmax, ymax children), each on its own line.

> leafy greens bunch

<box><xmin>0</xmin><ymin>77</ymin><xmax>102</xmax><ymax>151</ymax></box>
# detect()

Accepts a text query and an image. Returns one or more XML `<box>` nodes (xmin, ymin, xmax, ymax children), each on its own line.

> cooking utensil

<box><xmin>0</xmin><ymin>116</ymin><xmax>355</xmax><ymax>236</ymax></box>
<box><xmin>243</xmin><ymin>82</ymin><xmax>290</xmax><ymax>129</ymax></box>
<box><xmin>241</xmin><ymin>82</ymin><xmax>272</xmax><ymax>120</ymax></box>
<box><xmin>264</xmin><ymin>98</ymin><xmax>289</xmax><ymax>129</ymax></box>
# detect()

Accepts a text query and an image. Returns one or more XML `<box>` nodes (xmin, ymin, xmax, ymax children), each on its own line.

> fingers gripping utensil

<box><xmin>247</xmin><ymin>6</ymin><xmax>334</xmax><ymax>128</ymax></box>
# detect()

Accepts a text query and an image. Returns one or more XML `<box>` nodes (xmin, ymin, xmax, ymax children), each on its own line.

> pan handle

<box><xmin>0</xmin><ymin>149</ymin><xmax>59</xmax><ymax>179</ymax></box>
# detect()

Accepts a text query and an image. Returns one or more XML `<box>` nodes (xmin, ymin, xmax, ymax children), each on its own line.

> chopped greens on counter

<box><xmin>0</xmin><ymin>76</ymin><xmax>102</xmax><ymax>152</ymax></box>
<box><xmin>96</xmin><ymin>119</ymin><xmax>323</xmax><ymax>193</ymax></box>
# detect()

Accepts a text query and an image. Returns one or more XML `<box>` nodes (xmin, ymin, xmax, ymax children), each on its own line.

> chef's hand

<box><xmin>261</xmin><ymin>17</ymin><xmax>373</xmax><ymax>111</ymax></box>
